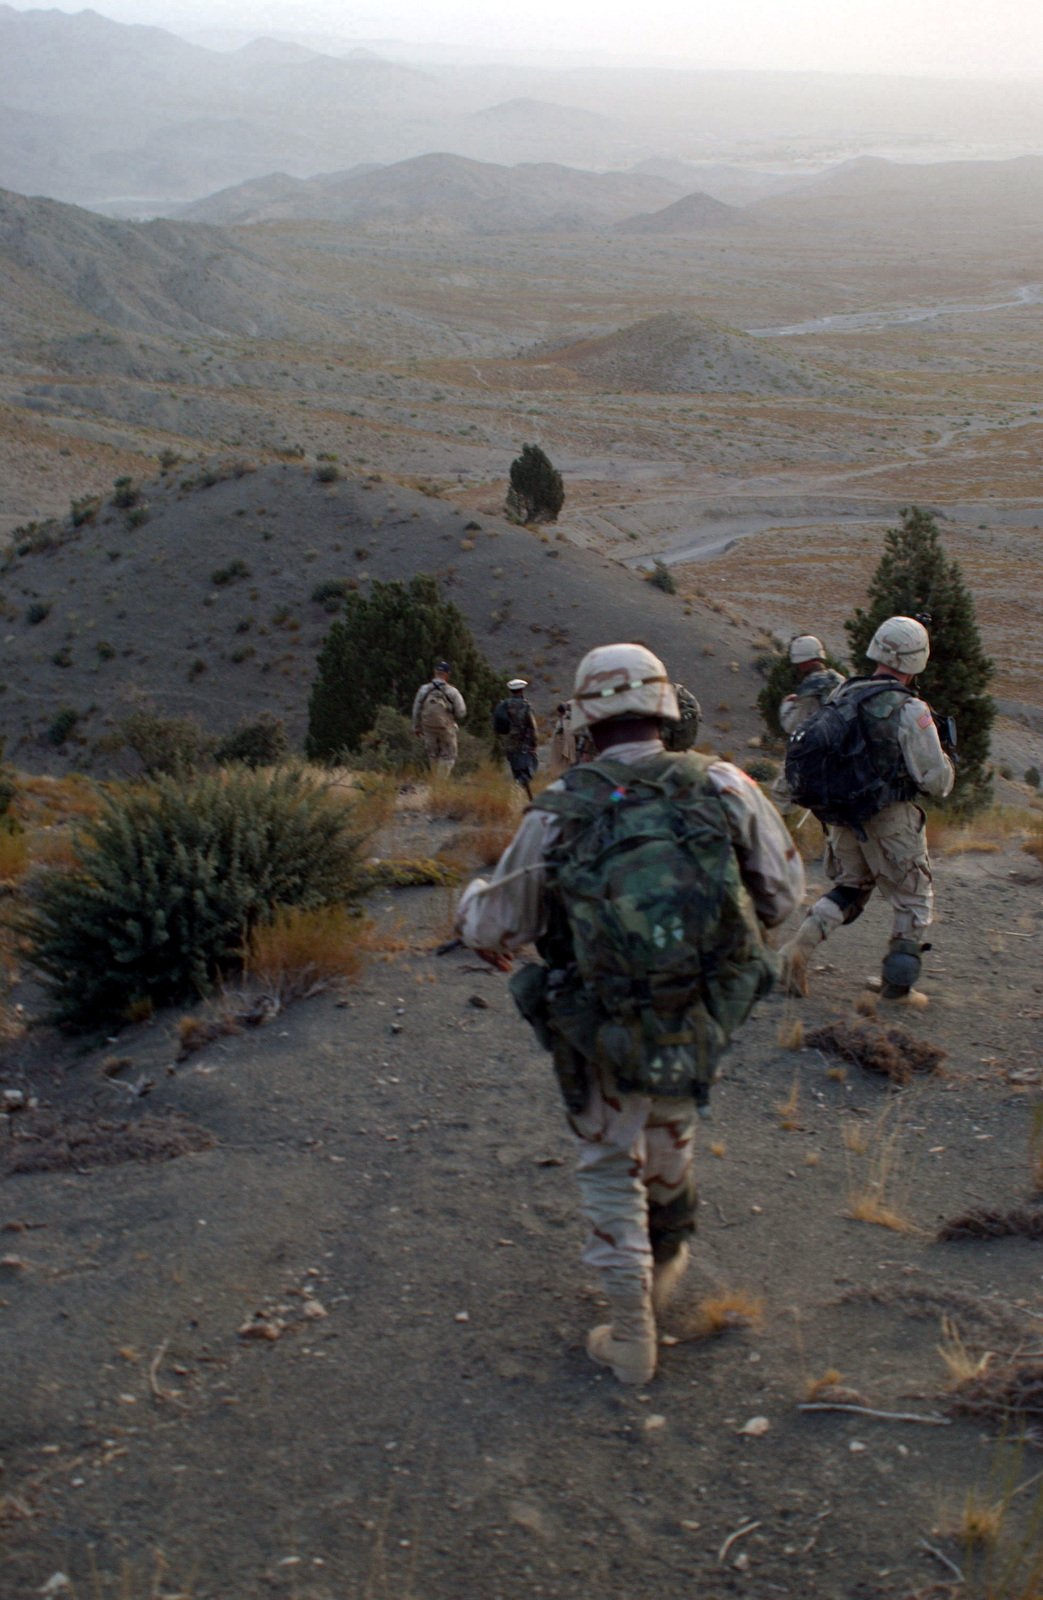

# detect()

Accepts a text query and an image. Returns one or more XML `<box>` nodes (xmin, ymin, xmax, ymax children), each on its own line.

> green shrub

<box><xmin>211</xmin><ymin>559</ymin><xmax>251</xmax><ymax>587</ymax></box>
<box><xmin>315</xmin><ymin>462</ymin><xmax>340</xmax><ymax>484</ymax></box>
<box><xmin>22</xmin><ymin>768</ymin><xmax>370</xmax><ymax>1026</ymax></box>
<box><xmin>355</xmin><ymin>705</ymin><xmax>424</xmax><ymax>774</ymax></box>
<box><xmin>111</xmin><ymin>476</ymin><xmax>139</xmax><ymax>510</ymax></box>
<box><xmin>46</xmin><ymin>708</ymin><xmax>79</xmax><ymax>746</ymax></box>
<box><xmin>51</xmin><ymin>646</ymin><xmax>72</xmax><ymax>669</ymax></box>
<box><xmin>310</xmin><ymin>578</ymin><xmax>354</xmax><ymax>612</ymax></box>
<box><xmin>126</xmin><ymin>505</ymin><xmax>149</xmax><ymax>529</ymax></box>
<box><xmin>646</xmin><ymin>561</ymin><xmax>677</xmax><ymax>595</ymax></box>
<box><xmin>96</xmin><ymin>640</ymin><xmax>116</xmax><ymax>661</ymax></box>
<box><xmin>744</xmin><ymin>756</ymin><xmax>779</xmax><ymax>783</ymax></box>
<box><xmin>1026</xmin><ymin>767</ymin><xmax>1041</xmax><ymax>790</ymax></box>
<box><xmin>70</xmin><ymin>495</ymin><xmax>101</xmax><ymax>527</ymax></box>
<box><xmin>119</xmin><ymin>709</ymin><xmax>212</xmax><ymax>777</ymax></box>
<box><xmin>214</xmin><ymin>715</ymin><xmax>290</xmax><ymax>768</ymax></box>
<box><xmin>307</xmin><ymin>574</ymin><xmax>502</xmax><ymax>761</ymax></box>
<box><xmin>506</xmin><ymin>443</ymin><xmax>564</xmax><ymax>524</ymax></box>
<box><xmin>27</xmin><ymin>602</ymin><xmax>51</xmax><ymax>626</ymax></box>
<box><xmin>0</xmin><ymin>737</ymin><xmax>16</xmax><ymax>822</ymax></box>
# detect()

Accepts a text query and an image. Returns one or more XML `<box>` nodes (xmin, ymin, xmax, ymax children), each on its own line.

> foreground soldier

<box><xmin>779</xmin><ymin>616</ymin><xmax>954</xmax><ymax>1005</ymax></box>
<box><xmin>493</xmin><ymin>678</ymin><xmax>539</xmax><ymax>800</ymax></box>
<box><xmin>411</xmin><ymin>661</ymin><xmax>466</xmax><ymax>779</ymax></box>
<box><xmin>457</xmin><ymin>644</ymin><xmax>803</xmax><ymax>1384</ymax></box>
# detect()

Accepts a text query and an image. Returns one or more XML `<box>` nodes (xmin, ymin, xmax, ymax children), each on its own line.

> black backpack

<box><xmin>784</xmin><ymin>679</ymin><xmax>916</xmax><ymax>834</ymax></box>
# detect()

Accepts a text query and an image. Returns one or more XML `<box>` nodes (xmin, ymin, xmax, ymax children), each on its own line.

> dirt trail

<box><xmin>2</xmin><ymin>824</ymin><xmax>1043</xmax><ymax>1599</ymax></box>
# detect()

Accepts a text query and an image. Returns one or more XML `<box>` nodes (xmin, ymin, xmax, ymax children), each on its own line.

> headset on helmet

<box><xmin>569</xmin><ymin>643</ymin><xmax>680</xmax><ymax>732</ymax></box>
<box><xmin>789</xmin><ymin>635</ymin><xmax>826</xmax><ymax>666</ymax></box>
<box><xmin>866</xmin><ymin>616</ymin><xmax>930</xmax><ymax>676</ymax></box>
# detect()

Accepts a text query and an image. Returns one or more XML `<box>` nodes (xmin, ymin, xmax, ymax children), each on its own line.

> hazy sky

<box><xmin>10</xmin><ymin>0</ymin><xmax>1043</xmax><ymax>76</ymax></box>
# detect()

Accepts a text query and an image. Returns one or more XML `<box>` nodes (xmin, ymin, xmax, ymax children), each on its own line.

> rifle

<box><xmin>932</xmin><ymin>712</ymin><xmax>957</xmax><ymax>758</ymax></box>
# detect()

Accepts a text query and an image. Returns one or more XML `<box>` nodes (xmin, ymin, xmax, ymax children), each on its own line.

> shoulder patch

<box><xmin>917</xmin><ymin>711</ymin><xmax>933</xmax><ymax>729</ymax></box>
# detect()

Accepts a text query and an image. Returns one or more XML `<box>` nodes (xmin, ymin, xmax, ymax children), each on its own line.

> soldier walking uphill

<box><xmin>493</xmin><ymin>678</ymin><xmax>539</xmax><ymax>800</ymax></box>
<box><xmin>780</xmin><ymin>616</ymin><xmax>954</xmax><ymax>1007</ymax></box>
<box><xmin>412</xmin><ymin>661</ymin><xmax>466</xmax><ymax>779</ymax></box>
<box><xmin>457</xmin><ymin>644</ymin><xmax>803</xmax><ymax>1385</ymax></box>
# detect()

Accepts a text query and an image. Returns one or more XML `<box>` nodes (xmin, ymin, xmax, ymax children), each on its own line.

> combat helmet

<box><xmin>569</xmin><ymin>643</ymin><xmax>680</xmax><ymax>731</ymax></box>
<box><xmin>867</xmin><ymin>616</ymin><xmax>930</xmax><ymax>676</ymax></box>
<box><xmin>789</xmin><ymin>635</ymin><xmax>826</xmax><ymax>665</ymax></box>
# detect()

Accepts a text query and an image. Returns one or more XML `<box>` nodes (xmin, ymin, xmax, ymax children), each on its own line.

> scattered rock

<box><xmin>738</xmin><ymin>1415</ymin><xmax>770</xmax><ymax>1437</ymax></box>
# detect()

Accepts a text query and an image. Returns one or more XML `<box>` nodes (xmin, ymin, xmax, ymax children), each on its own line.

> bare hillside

<box><xmin>539</xmin><ymin>311</ymin><xmax>843</xmax><ymax>397</ymax></box>
<box><xmin>0</xmin><ymin>464</ymin><xmax>768</xmax><ymax>774</ymax></box>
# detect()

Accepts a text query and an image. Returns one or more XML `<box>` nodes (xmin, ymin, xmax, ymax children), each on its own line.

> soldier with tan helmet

<box><xmin>779</xmin><ymin>616</ymin><xmax>953</xmax><ymax>1006</ymax></box>
<box><xmin>779</xmin><ymin>636</ymin><xmax>845</xmax><ymax>737</ymax></box>
<box><xmin>412</xmin><ymin>660</ymin><xmax>466</xmax><ymax>779</ymax></box>
<box><xmin>456</xmin><ymin>643</ymin><xmax>803</xmax><ymax>1386</ymax></box>
<box><xmin>773</xmin><ymin>635</ymin><xmax>845</xmax><ymax>812</ymax></box>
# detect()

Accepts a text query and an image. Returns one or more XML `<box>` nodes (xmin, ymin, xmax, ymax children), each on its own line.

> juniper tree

<box><xmin>845</xmin><ymin>506</ymin><xmax>995</xmax><ymax>808</ymax></box>
<box><xmin>506</xmin><ymin>443</ymin><xmax>565</xmax><ymax>525</ymax></box>
<box><xmin>306</xmin><ymin>575</ymin><xmax>502</xmax><ymax>761</ymax></box>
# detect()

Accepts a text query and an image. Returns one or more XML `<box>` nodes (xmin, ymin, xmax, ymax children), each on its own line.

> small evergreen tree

<box><xmin>306</xmin><ymin>575</ymin><xmax>503</xmax><ymax>761</ymax></box>
<box><xmin>845</xmin><ymin>506</ymin><xmax>995</xmax><ymax>808</ymax></box>
<box><xmin>506</xmin><ymin>443</ymin><xmax>565</xmax><ymax>525</ymax></box>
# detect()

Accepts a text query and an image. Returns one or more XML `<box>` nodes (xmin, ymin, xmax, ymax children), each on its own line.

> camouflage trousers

<box><xmin>566</xmin><ymin>1056</ymin><xmax>698</xmax><ymax>1282</ymax></box>
<box><xmin>816</xmin><ymin>801</ymin><xmax>933</xmax><ymax>940</ymax></box>
<box><xmin>422</xmin><ymin>723</ymin><xmax>458</xmax><ymax>779</ymax></box>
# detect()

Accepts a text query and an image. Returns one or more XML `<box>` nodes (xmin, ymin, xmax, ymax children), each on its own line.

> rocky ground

<box><xmin>2</xmin><ymin>791</ymin><xmax>1043</xmax><ymax>1600</ymax></box>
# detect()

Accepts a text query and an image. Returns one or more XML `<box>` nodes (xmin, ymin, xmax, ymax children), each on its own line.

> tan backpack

<box><xmin>420</xmin><ymin>682</ymin><xmax>455</xmax><ymax>734</ymax></box>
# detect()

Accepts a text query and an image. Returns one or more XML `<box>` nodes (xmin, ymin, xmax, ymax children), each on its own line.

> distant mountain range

<box><xmin>3</xmin><ymin>5</ymin><xmax>1043</xmax><ymax>210</ymax></box>
<box><xmin>174</xmin><ymin>153</ymin><xmax>689</xmax><ymax>231</ymax></box>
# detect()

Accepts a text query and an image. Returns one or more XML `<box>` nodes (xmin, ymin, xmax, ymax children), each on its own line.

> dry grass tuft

<box><xmin>427</xmin><ymin>764</ymin><xmax>519</xmax><ymax>826</ymax></box>
<box><xmin>777</xmin><ymin>1018</ymin><xmax>804</xmax><ymax>1051</ymax></box>
<box><xmin>927</xmin><ymin>803</ymin><xmax>1043</xmax><ymax>857</ymax></box>
<box><xmin>841</xmin><ymin>1121</ymin><xmax>871</xmax><ymax>1155</ymax></box>
<box><xmin>683</xmin><ymin>1289</ymin><xmax>765</xmax><ymax>1341</ymax></box>
<box><xmin>0</xmin><ymin>829</ymin><xmax>29</xmax><ymax>882</ymax></box>
<box><xmin>937</xmin><ymin>1316</ymin><xmax>992</xmax><ymax>1387</ymax></box>
<box><xmin>27</xmin><ymin>826</ymin><xmax>83</xmax><ymax>871</ymax></box>
<box><xmin>805</xmin><ymin>1366</ymin><xmax>844</xmax><ymax>1400</ymax></box>
<box><xmin>776</xmin><ymin>1073</ymin><xmax>802</xmax><ymax>1130</ymax></box>
<box><xmin>439</xmin><ymin>824</ymin><xmax>516</xmax><ymax>872</ymax></box>
<box><xmin>843</xmin><ymin>1103</ymin><xmax>919</xmax><ymax>1234</ymax></box>
<box><xmin>176</xmin><ymin>1011</ymin><xmax>242</xmax><ymax>1061</ymax></box>
<box><xmin>15</xmin><ymin>771</ymin><xmax>103</xmax><ymax>829</ymax></box>
<box><xmin>786</xmin><ymin>810</ymin><xmax>827</xmax><ymax>863</ymax></box>
<box><xmin>957</xmin><ymin>1488</ymin><xmax>1005</xmax><ymax>1549</ymax></box>
<box><xmin>947</xmin><ymin>1358</ymin><xmax>1043</xmax><ymax>1434</ymax></box>
<box><xmin>806</xmin><ymin>1018</ymin><xmax>946</xmax><ymax>1085</ymax></box>
<box><xmin>359</xmin><ymin>856</ymin><xmax>460</xmax><ymax>890</ymax></box>
<box><xmin>245</xmin><ymin>905</ymin><xmax>368</xmax><ymax>1002</ymax></box>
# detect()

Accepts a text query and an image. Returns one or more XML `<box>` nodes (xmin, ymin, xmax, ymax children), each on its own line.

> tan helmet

<box><xmin>569</xmin><ymin>643</ymin><xmax>680</xmax><ymax>731</ymax></box>
<box><xmin>867</xmin><ymin>615</ymin><xmax>930</xmax><ymax>675</ymax></box>
<box><xmin>789</xmin><ymin>634</ymin><xmax>826</xmax><ymax>666</ymax></box>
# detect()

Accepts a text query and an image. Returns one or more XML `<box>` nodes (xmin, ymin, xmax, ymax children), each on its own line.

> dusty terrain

<box><xmin>2</xmin><ymin>793</ymin><xmax>1043</xmax><ymax>1600</ymax></box>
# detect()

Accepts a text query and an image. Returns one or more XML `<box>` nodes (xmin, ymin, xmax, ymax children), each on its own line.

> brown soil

<box><xmin>2</xmin><ymin>819</ymin><xmax>1043</xmax><ymax>1599</ymax></box>
<box><xmin>4</xmin><ymin>1111</ymin><xmax>216</xmax><ymax>1176</ymax></box>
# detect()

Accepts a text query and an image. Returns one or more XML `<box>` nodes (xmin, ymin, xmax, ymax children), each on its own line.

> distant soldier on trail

<box><xmin>772</xmin><ymin>635</ymin><xmax>845</xmax><ymax>812</ymax></box>
<box><xmin>548</xmin><ymin>702</ymin><xmax>577</xmax><ymax>779</ymax></box>
<box><xmin>493</xmin><ymin>678</ymin><xmax>539</xmax><ymax>800</ymax></box>
<box><xmin>457</xmin><ymin>643</ymin><xmax>803</xmax><ymax>1386</ymax></box>
<box><xmin>412</xmin><ymin>660</ymin><xmax>466</xmax><ymax>780</ymax></box>
<box><xmin>779</xmin><ymin>616</ymin><xmax>954</xmax><ymax>1007</ymax></box>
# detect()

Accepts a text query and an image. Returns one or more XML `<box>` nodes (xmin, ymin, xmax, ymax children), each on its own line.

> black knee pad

<box><xmin>825</xmin><ymin>885</ymin><xmax>871</xmax><ymax>926</ymax></box>
<box><xmin>649</xmin><ymin>1176</ymin><xmax>699</xmax><ymax>1263</ymax></box>
<box><xmin>882</xmin><ymin>938</ymin><xmax>922</xmax><ymax>993</ymax></box>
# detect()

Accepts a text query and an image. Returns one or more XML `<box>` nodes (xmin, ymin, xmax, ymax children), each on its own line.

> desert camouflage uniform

<box><xmin>457</xmin><ymin>740</ymin><xmax>803</xmax><ymax>1283</ymax></box>
<box><xmin>412</xmin><ymin>679</ymin><xmax>466</xmax><ymax>779</ymax></box>
<box><xmin>800</xmin><ymin>687</ymin><xmax>954</xmax><ymax>944</ymax></box>
<box><xmin>548</xmin><ymin>711</ymin><xmax>576</xmax><ymax>779</ymax></box>
<box><xmin>773</xmin><ymin>667</ymin><xmax>846</xmax><ymax>812</ymax></box>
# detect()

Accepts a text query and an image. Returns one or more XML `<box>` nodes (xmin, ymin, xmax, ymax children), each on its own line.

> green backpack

<box><xmin>525</xmin><ymin>752</ymin><xmax>776</xmax><ymax>1101</ymax></box>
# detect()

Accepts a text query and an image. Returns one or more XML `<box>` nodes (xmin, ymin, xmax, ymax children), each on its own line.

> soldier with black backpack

<box><xmin>493</xmin><ymin>678</ymin><xmax>539</xmax><ymax>800</ymax></box>
<box><xmin>780</xmin><ymin>616</ymin><xmax>954</xmax><ymax>1006</ymax></box>
<box><xmin>456</xmin><ymin>643</ymin><xmax>803</xmax><ymax>1385</ymax></box>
